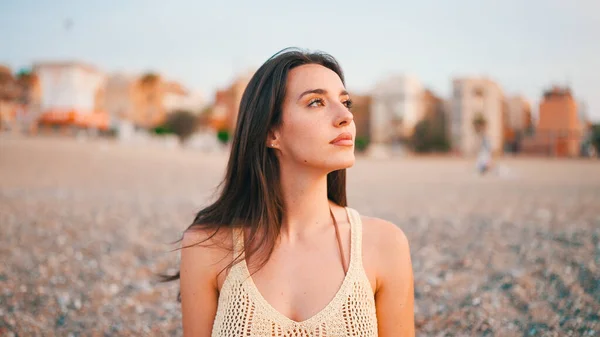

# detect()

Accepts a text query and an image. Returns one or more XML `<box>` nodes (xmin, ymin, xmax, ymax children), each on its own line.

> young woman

<box><xmin>176</xmin><ymin>48</ymin><xmax>414</xmax><ymax>336</ymax></box>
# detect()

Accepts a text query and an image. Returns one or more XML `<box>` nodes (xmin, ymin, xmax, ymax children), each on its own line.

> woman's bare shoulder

<box><xmin>180</xmin><ymin>226</ymin><xmax>234</xmax><ymax>335</ymax></box>
<box><xmin>361</xmin><ymin>215</ymin><xmax>411</xmax><ymax>270</ymax></box>
<box><xmin>360</xmin><ymin>214</ymin><xmax>413</xmax><ymax>294</ymax></box>
<box><xmin>360</xmin><ymin>215</ymin><xmax>409</xmax><ymax>252</ymax></box>
<box><xmin>180</xmin><ymin>226</ymin><xmax>234</xmax><ymax>284</ymax></box>
<box><xmin>182</xmin><ymin>225</ymin><xmax>233</xmax><ymax>250</ymax></box>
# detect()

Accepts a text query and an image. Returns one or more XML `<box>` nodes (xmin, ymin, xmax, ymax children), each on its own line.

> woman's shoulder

<box><xmin>358</xmin><ymin>213</ymin><xmax>409</xmax><ymax>252</ymax></box>
<box><xmin>357</xmin><ymin>212</ymin><xmax>412</xmax><ymax>292</ymax></box>
<box><xmin>182</xmin><ymin>225</ymin><xmax>234</xmax><ymax>249</ymax></box>
<box><xmin>358</xmin><ymin>212</ymin><xmax>411</xmax><ymax>272</ymax></box>
<box><xmin>180</xmin><ymin>226</ymin><xmax>235</xmax><ymax>285</ymax></box>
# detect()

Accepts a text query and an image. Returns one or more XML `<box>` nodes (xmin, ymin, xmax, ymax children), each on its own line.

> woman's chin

<box><xmin>329</xmin><ymin>154</ymin><xmax>355</xmax><ymax>170</ymax></box>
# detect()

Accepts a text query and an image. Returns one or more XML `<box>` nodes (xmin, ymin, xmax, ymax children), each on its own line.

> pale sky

<box><xmin>1</xmin><ymin>0</ymin><xmax>598</xmax><ymax>120</ymax></box>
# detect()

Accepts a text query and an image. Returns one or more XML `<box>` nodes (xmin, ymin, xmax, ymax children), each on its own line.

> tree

<box><xmin>472</xmin><ymin>112</ymin><xmax>487</xmax><ymax>134</ymax></box>
<box><xmin>591</xmin><ymin>123</ymin><xmax>600</xmax><ymax>157</ymax></box>
<box><xmin>410</xmin><ymin>119</ymin><xmax>450</xmax><ymax>153</ymax></box>
<box><xmin>140</xmin><ymin>73</ymin><xmax>160</xmax><ymax>86</ymax></box>
<box><xmin>164</xmin><ymin>110</ymin><xmax>198</xmax><ymax>144</ymax></box>
<box><xmin>217</xmin><ymin>129</ymin><xmax>229</xmax><ymax>144</ymax></box>
<box><xmin>198</xmin><ymin>105</ymin><xmax>213</xmax><ymax>126</ymax></box>
<box><xmin>355</xmin><ymin>136</ymin><xmax>370</xmax><ymax>152</ymax></box>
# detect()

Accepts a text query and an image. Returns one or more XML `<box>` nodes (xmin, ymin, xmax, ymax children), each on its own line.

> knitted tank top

<box><xmin>211</xmin><ymin>207</ymin><xmax>378</xmax><ymax>337</ymax></box>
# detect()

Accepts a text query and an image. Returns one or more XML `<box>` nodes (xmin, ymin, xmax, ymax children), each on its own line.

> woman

<box><xmin>176</xmin><ymin>48</ymin><xmax>414</xmax><ymax>336</ymax></box>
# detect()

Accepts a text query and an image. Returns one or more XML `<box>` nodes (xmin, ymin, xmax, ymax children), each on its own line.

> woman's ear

<box><xmin>266</xmin><ymin>128</ymin><xmax>280</xmax><ymax>149</ymax></box>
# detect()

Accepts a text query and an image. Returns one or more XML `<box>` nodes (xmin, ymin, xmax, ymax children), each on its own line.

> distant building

<box><xmin>211</xmin><ymin>71</ymin><xmax>253</xmax><ymax>132</ymax></box>
<box><xmin>0</xmin><ymin>66</ymin><xmax>43</xmax><ymax>132</ymax></box>
<box><xmin>106</xmin><ymin>74</ymin><xmax>205</xmax><ymax>130</ymax></box>
<box><xmin>227</xmin><ymin>71</ymin><xmax>253</xmax><ymax>131</ymax></box>
<box><xmin>163</xmin><ymin>81</ymin><xmax>188</xmax><ymax>113</ymax></box>
<box><xmin>504</xmin><ymin>96</ymin><xmax>532</xmax><ymax>152</ymax></box>
<box><xmin>105</xmin><ymin>74</ymin><xmax>138</xmax><ymax>123</ymax></box>
<box><xmin>522</xmin><ymin>86</ymin><xmax>583</xmax><ymax>157</ymax></box>
<box><xmin>412</xmin><ymin>89</ymin><xmax>450</xmax><ymax>152</ymax></box>
<box><xmin>0</xmin><ymin>65</ymin><xmax>20</xmax><ymax>130</ymax></box>
<box><xmin>421</xmin><ymin>89</ymin><xmax>447</xmax><ymax>128</ymax></box>
<box><xmin>133</xmin><ymin>73</ymin><xmax>165</xmax><ymax>129</ymax></box>
<box><xmin>450</xmin><ymin>77</ymin><xmax>504</xmax><ymax>156</ymax></box>
<box><xmin>371</xmin><ymin>75</ymin><xmax>424</xmax><ymax>145</ymax></box>
<box><xmin>163</xmin><ymin>81</ymin><xmax>204</xmax><ymax>114</ymax></box>
<box><xmin>170</xmin><ymin>90</ymin><xmax>205</xmax><ymax>115</ymax></box>
<box><xmin>16</xmin><ymin>71</ymin><xmax>43</xmax><ymax>123</ymax></box>
<box><xmin>211</xmin><ymin>89</ymin><xmax>230</xmax><ymax>131</ymax></box>
<box><xmin>348</xmin><ymin>93</ymin><xmax>371</xmax><ymax>151</ymax></box>
<box><xmin>34</xmin><ymin>62</ymin><xmax>109</xmax><ymax>131</ymax></box>
<box><xmin>506</xmin><ymin>96</ymin><xmax>532</xmax><ymax>133</ymax></box>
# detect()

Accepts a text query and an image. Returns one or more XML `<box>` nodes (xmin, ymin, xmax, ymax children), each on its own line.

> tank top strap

<box><xmin>345</xmin><ymin>207</ymin><xmax>363</xmax><ymax>270</ymax></box>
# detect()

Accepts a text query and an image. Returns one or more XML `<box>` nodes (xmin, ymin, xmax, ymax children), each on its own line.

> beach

<box><xmin>1</xmin><ymin>135</ymin><xmax>598</xmax><ymax>336</ymax></box>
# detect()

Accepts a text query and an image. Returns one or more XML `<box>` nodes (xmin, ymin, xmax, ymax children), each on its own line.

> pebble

<box><xmin>109</xmin><ymin>284</ymin><xmax>119</xmax><ymax>295</ymax></box>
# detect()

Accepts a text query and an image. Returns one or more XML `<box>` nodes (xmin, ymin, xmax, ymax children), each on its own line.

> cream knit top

<box><xmin>211</xmin><ymin>207</ymin><xmax>378</xmax><ymax>337</ymax></box>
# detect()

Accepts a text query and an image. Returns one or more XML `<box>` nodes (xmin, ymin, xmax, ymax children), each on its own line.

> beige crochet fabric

<box><xmin>211</xmin><ymin>207</ymin><xmax>378</xmax><ymax>337</ymax></box>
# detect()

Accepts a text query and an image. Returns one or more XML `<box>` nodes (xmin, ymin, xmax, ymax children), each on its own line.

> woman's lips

<box><xmin>330</xmin><ymin>132</ymin><xmax>354</xmax><ymax>146</ymax></box>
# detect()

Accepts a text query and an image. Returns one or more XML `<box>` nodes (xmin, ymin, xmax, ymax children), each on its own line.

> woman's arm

<box><xmin>180</xmin><ymin>229</ymin><xmax>226</xmax><ymax>337</ymax></box>
<box><xmin>372</xmin><ymin>219</ymin><xmax>415</xmax><ymax>337</ymax></box>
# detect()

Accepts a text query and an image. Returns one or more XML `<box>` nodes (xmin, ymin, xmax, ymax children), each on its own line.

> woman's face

<box><xmin>270</xmin><ymin>64</ymin><xmax>356</xmax><ymax>172</ymax></box>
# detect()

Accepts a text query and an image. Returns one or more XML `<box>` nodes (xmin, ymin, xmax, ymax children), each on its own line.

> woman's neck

<box><xmin>278</xmin><ymin>165</ymin><xmax>333</xmax><ymax>243</ymax></box>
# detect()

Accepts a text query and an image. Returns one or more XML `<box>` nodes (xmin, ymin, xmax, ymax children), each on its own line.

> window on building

<box><xmin>473</xmin><ymin>87</ymin><xmax>484</xmax><ymax>97</ymax></box>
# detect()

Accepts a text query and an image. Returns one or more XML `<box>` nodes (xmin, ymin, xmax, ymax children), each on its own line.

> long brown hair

<box><xmin>162</xmin><ymin>48</ymin><xmax>349</xmax><ymax>298</ymax></box>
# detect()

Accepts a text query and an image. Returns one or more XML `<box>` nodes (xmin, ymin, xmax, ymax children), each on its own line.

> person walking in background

<box><xmin>476</xmin><ymin>134</ymin><xmax>493</xmax><ymax>174</ymax></box>
<box><xmin>165</xmin><ymin>48</ymin><xmax>415</xmax><ymax>336</ymax></box>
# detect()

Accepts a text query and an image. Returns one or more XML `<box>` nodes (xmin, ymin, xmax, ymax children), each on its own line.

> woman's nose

<box><xmin>334</xmin><ymin>103</ymin><xmax>353</xmax><ymax>127</ymax></box>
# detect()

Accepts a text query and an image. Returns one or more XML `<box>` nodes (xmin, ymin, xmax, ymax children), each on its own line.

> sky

<box><xmin>1</xmin><ymin>0</ymin><xmax>599</xmax><ymax>121</ymax></box>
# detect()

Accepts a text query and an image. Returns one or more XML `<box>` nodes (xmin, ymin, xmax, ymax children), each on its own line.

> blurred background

<box><xmin>1</xmin><ymin>0</ymin><xmax>599</xmax><ymax>336</ymax></box>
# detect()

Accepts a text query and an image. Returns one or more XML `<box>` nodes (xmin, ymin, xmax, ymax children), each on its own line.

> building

<box><xmin>106</xmin><ymin>74</ymin><xmax>205</xmax><ymax>130</ymax></box>
<box><xmin>411</xmin><ymin>89</ymin><xmax>450</xmax><ymax>152</ymax></box>
<box><xmin>421</xmin><ymin>89</ymin><xmax>447</xmax><ymax>127</ymax></box>
<box><xmin>450</xmin><ymin>77</ymin><xmax>504</xmax><ymax>156</ymax></box>
<box><xmin>163</xmin><ymin>81</ymin><xmax>189</xmax><ymax>113</ymax></box>
<box><xmin>503</xmin><ymin>96</ymin><xmax>533</xmax><ymax>152</ymax></box>
<box><xmin>211</xmin><ymin>70</ymin><xmax>253</xmax><ymax>132</ymax></box>
<box><xmin>226</xmin><ymin>71</ymin><xmax>253</xmax><ymax>131</ymax></box>
<box><xmin>348</xmin><ymin>93</ymin><xmax>371</xmax><ymax>151</ymax></box>
<box><xmin>370</xmin><ymin>75</ymin><xmax>424</xmax><ymax>145</ymax></box>
<box><xmin>0</xmin><ymin>65</ymin><xmax>20</xmax><ymax>130</ymax></box>
<box><xmin>105</xmin><ymin>74</ymin><xmax>138</xmax><ymax>122</ymax></box>
<box><xmin>524</xmin><ymin>86</ymin><xmax>583</xmax><ymax>157</ymax></box>
<box><xmin>505</xmin><ymin>96</ymin><xmax>532</xmax><ymax>133</ymax></box>
<box><xmin>211</xmin><ymin>89</ymin><xmax>230</xmax><ymax>131</ymax></box>
<box><xmin>163</xmin><ymin>81</ymin><xmax>205</xmax><ymax>114</ymax></box>
<box><xmin>132</xmin><ymin>73</ymin><xmax>166</xmax><ymax>129</ymax></box>
<box><xmin>0</xmin><ymin>66</ymin><xmax>44</xmax><ymax>132</ymax></box>
<box><xmin>34</xmin><ymin>62</ymin><xmax>109</xmax><ymax>131</ymax></box>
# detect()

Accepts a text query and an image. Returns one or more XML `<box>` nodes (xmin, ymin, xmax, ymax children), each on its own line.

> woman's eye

<box><xmin>308</xmin><ymin>98</ymin><xmax>324</xmax><ymax>107</ymax></box>
<box><xmin>343</xmin><ymin>99</ymin><xmax>353</xmax><ymax>109</ymax></box>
